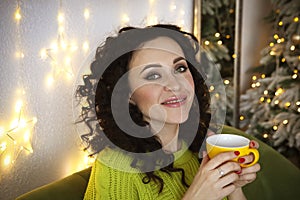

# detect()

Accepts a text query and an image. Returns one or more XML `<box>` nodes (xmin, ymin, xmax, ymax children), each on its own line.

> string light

<box><xmin>84</xmin><ymin>8</ymin><xmax>90</xmax><ymax>20</ymax></box>
<box><xmin>273</xmin><ymin>125</ymin><xmax>278</xmax><ymax>130</ymax></box>
<box><xmin>224</xmin><ymin>80</ymin><xmax>230</xmax><ymax>85</ymax></box>
<box><xmin>215</xmin><ymin>32</ymin><xmax>221</xmax><ymax>37</ymax></box>
<box><xmin>263</xmin><ymin>133</ymin><xmax>269</xmax><ymax>138</ymax></box>
<box><xmin>14</xmin><ymin>6</ymin><xmax>21</xmax><ymax>21</ymax></box>
<box><xmin>290</xmin><ymin>45</ymin><xmax>295</xmax><ymax>51</ymax></box>
<box><xmin>239</xmin><ymin>115</ymin><xmax>245</xmax><ymax>121</ymax></box>
<box><xmin>261</xmin><ymin>74</ymin><xmax>266</xmax><ymax>78</ymax></box>
<box><xmin>275</xmin><ymin>88</ymin><xmax>284</xmax><ymax>96</ymax></box>
<box><xmin>283</xmin><ymin>119</ymin><xmax>289</xmax><ymax>125</ymax></box>
<box><xmin>204</xmin><ymin>40</ymin><xmax>210</xmax><ymax>45</ymax></box>
<box><xmin>294</xmin><ymin>17</ymin><xmax>299</xmax><ymax>22</ymax></box>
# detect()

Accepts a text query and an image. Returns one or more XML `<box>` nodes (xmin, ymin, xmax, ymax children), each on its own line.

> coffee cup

<box><xmin>206</xmin><ymin>134</ymin><xmax>259</xmax><ymax>167</ymax></box>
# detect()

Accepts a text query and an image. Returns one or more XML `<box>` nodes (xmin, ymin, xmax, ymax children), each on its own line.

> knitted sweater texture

<box><xmin>84</xmin><ymin>142</ymin><xmax>227</xmax><ymax>200</ymax></box>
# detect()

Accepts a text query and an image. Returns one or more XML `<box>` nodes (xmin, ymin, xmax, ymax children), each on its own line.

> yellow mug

<box><xmin>206</xmin><ymin>134</ymin><xmax>259</xmax><ymax>167</ymax></box>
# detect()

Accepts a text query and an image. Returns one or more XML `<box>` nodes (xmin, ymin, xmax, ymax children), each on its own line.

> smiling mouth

<box><xmin>161</xmin><ymin>96</ymin><xmax>187</xmax><ymax>106</ymax></box>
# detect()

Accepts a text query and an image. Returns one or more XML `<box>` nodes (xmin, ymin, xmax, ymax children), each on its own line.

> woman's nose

<box><xmin>163</xmin><ymin>75</ymin><xmax>181</xmax><ymax>91</ymax></box>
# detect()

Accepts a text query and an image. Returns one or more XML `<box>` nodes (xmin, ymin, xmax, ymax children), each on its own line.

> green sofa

<box><xmin>16</xmin><ymin>126</ymin><xmax>300</xmax><ymax>200</ymax></box>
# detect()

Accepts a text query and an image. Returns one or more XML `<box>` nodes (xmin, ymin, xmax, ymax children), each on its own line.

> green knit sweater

<box><xmin>84</xmin><ymin>142</ymin><xmax>227</xmax><ymax>200</ymax></box>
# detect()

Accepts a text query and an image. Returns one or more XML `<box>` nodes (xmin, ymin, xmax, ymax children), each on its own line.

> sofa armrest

<box><xmin>16</xmin><ymin>167</ymin><xmax>91</xmax><ymax>200</ymax></box>
<box><xmin>222</xmin><ymin>125</ymin><xmax>300</xmax><ymax>200</ymax></box>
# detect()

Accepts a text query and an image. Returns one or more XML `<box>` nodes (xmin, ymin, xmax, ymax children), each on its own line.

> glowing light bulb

<box><xmin>261</xmin><ymin>74</ymin><xmax>266</xmax><ymax>78</ymax></box>
<box><xmin>23</xmin><ymin>130</ymin><xmax>30</xmax><ymax>142</ymax></box>
<box><xmin>290</xmin><ymin>45</ymin><xmax>295</xmax><ymax>51</ymax></box>
<box><xmin>281</xmin><ymin>58</ymin><xmax>286</xmax><ymax>62</ymax></box>
<box><xmin>122</xmin><ymin>14</ymin><xmax>130</xmax><ymax>24</ymax></box>
<box><xmin>278</xmin><ymin>21</ymin><xmax>283</xmax><ymax>26</ymax></box>
<box><xmin>260</xmin><ymin>97</ymin><xmax>265</xmax><ymax>102</ymax></box>
<box><xmin>232</xmin><ymin>54</ymin><xmax>236</xmax><ymax>59</ymax></box>
<box><xmin>294</xmin><ymin>17</ymin><xmax>299</xmax><ymax>22</ymax></box>
<box><xmin>274</xmin><ymin>34</ymin><xmax>279</xmax><ymax>39</ymax></box>
<box><xmin>83</xmin><ymin>41</ymin><xmax>89</xmax><ymax>52</ymax></box>
<box><xmin>84</xmin><ymin>8</ymin><xmax>90</xmax><ymax>19</ymax></box>
<box><xmin>284</xmin><ymin>102</ymin><xmax>291</xmax><ymax>107</ymax></box>
<box><xmin>4</xmin><ymin>155</ymin><xmax>11</xmax><ymax>166</ymax></box>
<box><xmin>224</xmin><ymin>80</ymin><xmax>230</xmax><ymax>85</ymax></box>
<box><xmin>209</xmin><ymin>85</ymin><xmax>215</xmax><ymax>91</ymax></box>
<box><xmin>252</xmin><ymin>76</ymin><xmax>257</xmax><ymax>81</ymax></box>
<box><xmin>292</xmin><ymin>74</ymin><xmax>298</xmax><ymax>79</ymax></box>
<box><xmin>215</xmin><ymin>33</ymin><xmax>220</xmax><ymax>37</ymax></box>
<box><xmin>282</xmin><ymin>120</ymin><xmax>288</xmax><ymax>125</ymax></box>
<box><xmin>255</xmin><ymin>82</ymin><xmax>261</xmax><ymax>87</ymax></box>
<box><xmin>275</xmin><ymin>88</ymin><xmax>283</xmax><ymax>96</ymax></box>
<box><xmin>217</xmin><ymin>40</ymin><xmax>222</xmax><ymax>45</ymax></box>
<box><xmin>57</xmin><ymin>12</ymin><xmax>64</xmax><ymax>24</ymax></box>
<box><xmin>267</xmin><ymin>98</ymin><xmax>271</xmax><ymax>103</ymax></box>
<box><xmin>15</xmin><ymin>100</ymin><xmax>23</xmax><ymax>113</ymax></box>
<box><xmin>239</xmin><ymin>115</ymin><xmax>244</xmax><ymax>121</ymax></box>
<box><xmin>273</xmin><ymin>125</ymin><xmax>278</xmax><ymax>131</ymax></box>
<box><xmin>170</xmin><ymin>3</ymin><xmax>176</xmax><ymax>11</ymax></box>
<box><xmin>269</xmin><ymin>42</ymin><xmax>274</xmax><ymax>47</ymax></box>
<box><xmin>263</xmin><ymin>133</ymin><xmax>269</xmax><ymax>138</ymax></box>
<box><xmin>14</xmin><ymin>8</ymin><xmax>21</xmax><ymax>21</ymax></box>
<box><xmin>46</xmin><ymin>75</ymin><xmax>54</xmax><ymax>87</ymax></box>
<box><xmin>296</xmin><ymin>101</ymin><xmax>300</xmax><ymax>106</ymax></box>
<box><xmin>274</xmin><ymin>100</ymin><xmax>279</xmax><ymax>105</ymax></box>
<box><xmin>204</xmin><ymin>41</ymin><xmax>210</xmax><ymax>45</ymax></box>
<box><xmin>263</xmin><ymin>90</ymin><xmax>268</xmax><ymax>95</ymax></box>
<box><xmin>40</xmin><ymin>48</ymin><xmax>47</xmax><ymax>59</ymax></box>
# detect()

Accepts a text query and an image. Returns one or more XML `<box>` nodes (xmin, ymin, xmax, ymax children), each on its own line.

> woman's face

<box><xmin>128</xmin><ymin>36</ymin><xmax>195</xmax><ymax>125</ymax></box>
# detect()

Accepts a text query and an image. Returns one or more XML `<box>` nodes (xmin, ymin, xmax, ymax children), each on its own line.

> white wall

<box><xmin>0</xmin><ymin>0</ymin><xmax>193</xmax><ymax>199</ymax></box>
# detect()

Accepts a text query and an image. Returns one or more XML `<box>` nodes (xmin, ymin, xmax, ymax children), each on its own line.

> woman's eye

<box><xmin>145</xmin><ymin>73</ymin><xmax>161</xmax><ymax>80</ymax></box>
<box><xmin>175</xmin><ymin>65</ymin><xmax>188</xmax><ymax>73</ymax></box>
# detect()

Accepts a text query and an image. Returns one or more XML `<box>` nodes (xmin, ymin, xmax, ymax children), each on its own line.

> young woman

<box><xmin>76</xmin><ymin>24</ymin><xmax>260</xmax><ymax>200</ymax></box>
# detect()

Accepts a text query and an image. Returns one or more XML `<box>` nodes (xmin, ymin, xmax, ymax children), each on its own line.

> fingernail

<box><xmin>250</xmin><ymin>141</ymin><xmax>255</xmax><ymax>147</ymax></box>
<box><xmin>235</xmin><ymin>170</ymin><xmax>242</xmax><ymax>174</ymax></box>
<box><xmin>238</xmin><ymin>158</ymin><xmax>245</xmax><ymax>163</ymax></box>
<box><xmin>234</xmin><ymin>151</ymin><xmax>240</xmax><ymax>156</ymax></box>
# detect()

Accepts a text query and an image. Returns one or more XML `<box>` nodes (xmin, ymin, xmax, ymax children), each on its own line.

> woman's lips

<box><xmin>161</xmin><ymin>96</ymin><xmax>187</xmax><ymax>107</ymax></box>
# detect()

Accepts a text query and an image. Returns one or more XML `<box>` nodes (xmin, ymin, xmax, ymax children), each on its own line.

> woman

<box><xmin>76</xmin><ymin>24</ymin><xmax>260</xmax><ymax>200</ymax></box>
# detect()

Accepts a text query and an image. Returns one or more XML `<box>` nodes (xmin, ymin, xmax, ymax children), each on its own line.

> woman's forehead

<box><xmin>136</xmin><ymin>36</ymin><xmax>185</xmax><ymax>57</ymax></box>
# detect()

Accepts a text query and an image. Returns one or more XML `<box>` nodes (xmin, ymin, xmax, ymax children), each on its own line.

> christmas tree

<box><xmin>240</xmin><ymin>0</ymin><xmax>300</xmax><ymax>163</ymax></box>
<box><xmin>201</xmin><ymin>0</ymin><xmax>236</xmax><ymax>125</ymax></box>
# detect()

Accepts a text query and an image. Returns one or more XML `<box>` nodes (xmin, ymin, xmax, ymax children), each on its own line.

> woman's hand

<box><xmin>183</xmin><ymin>151</ymin><xmax>241</xmax><ymax>200</ymax></box>
<box><xmin>231</xmin><ymin>140</ymin><xmax>261</xmax><ymax>189</ymax></box>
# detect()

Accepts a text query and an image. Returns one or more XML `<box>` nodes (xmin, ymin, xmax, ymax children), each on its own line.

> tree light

<box><xmin>84</xmin><ymin>8</ymin><xmax>90</xmax><ymax>19</ymax></box>
<box><xmin>14</xmin><ymin>8</ymin><xmax>21</xmax><ymax>21</ymax></box>
<box><xmin>283</xmin><ymin>120</ymin><xmax>288</xmax><ymax>125</ymax></box>
<box><xmin>294</xmin><ymin>17</ymin><xmax>299</xmax><ymax>22</ymax></box>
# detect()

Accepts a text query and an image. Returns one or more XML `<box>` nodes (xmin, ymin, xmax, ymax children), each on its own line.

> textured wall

<box><xmin>0</xmin><ymin>0</ymin><xmax>193</xmax><ymax>199</ymax></box>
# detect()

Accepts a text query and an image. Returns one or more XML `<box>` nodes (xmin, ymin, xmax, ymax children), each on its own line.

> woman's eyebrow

<box><xmin>173</xmin><ymin>57</ymin><xmax>186</xmax><ymax>64</ymax></box>
<box><xmin>139</xmin><ymin>64</ymin><xmax>161</xmax><ymax>74</ymax></box>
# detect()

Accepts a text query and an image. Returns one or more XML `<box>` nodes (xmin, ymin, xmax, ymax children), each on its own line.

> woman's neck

<box><xmin>150</xmin><ymin>121</ymin><xmax>181</xmax><ymax>153</ymax></box>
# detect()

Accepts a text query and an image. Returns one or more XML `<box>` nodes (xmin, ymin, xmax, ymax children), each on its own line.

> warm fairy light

<box><xmin>215</xmin><ymin>32</ymin><xmax>220</xmax><ymax>37</ymax></box>
<box><xmin>0</xmin><ymin>142</ymin><xmax>7</xmax><ymax>151</ymax></box>
<box><xmin>23</xmin><ymin>130</ymin><xmax>30</xmax><ymax>143</ymax></box>
<box><xmin>209</xmin><ymin>85</ymin><xmax>215</xmax><ymax>91</ymax></box>
<box><xmin>40</xmin><ymin>49</ymin><xmax>47</xmax><ymax>59</ymax></box>
<box><xmin>277</xmin><ymin>38</ymin><xmax>283</xmax><ymax>43</ymax></box>
<box><xmin>217</xmin><ymin>40</ymin><xmax>222</xmax><ymax>45</ymax></box>
<box><xmin>57</xmin><ymin>12</ymin><xmax>64</xmax><ymax>24</ymax></box>
<box><xmin>263</xmin><ymin>90</ymin><xmax>268</xmax><ymax>95</ymax></box>
<box><xmin>15</xmin><ymin>100</ymin><xmax>23</xmax><ymax>113</ymax></box>
<box><xmin>251</xmin><ymin>83</ymin><xmax>256</xmax><ymax>88</ymax></box>
<box><xmin>273</xmin><ymin>125</ymin><xmax>278</xmax><ymax>131</ymax></box>
<box><xmin>274</xmin><ymin>100</ymin><xmax>279</xmax><ymax>105</ymax></box>
<box><xmin>224</xmin><ymin>80</ymin><xmax>230</xmax><ymax>85</ymax></box>
<box><xmin>290</xmin><ymin>45</ymin><xmax>295</xmax><ymax>51</ymax></box>
<box><xmin>260</xmin><ymin>97</ymin><xmax>265</xmax><ymax>102</ymax></box>
<box><xmin>46</xmin><ymin>75</ymin><xmax>54</xmax><ymax>87</ymax></box>
<box><xmin>4</xmin><ymin>155</ymin><xmax>11</xmax><ymax>166</ymax></box>
<box><xmin>294</xmin><ymin>17</ymin><xmax>299</xmax><ymax>22</ymax></box>
<box><xmin>274</xmin><ymin>34</ymin><xmax>279</xmax><ymax>39</ymax></box>
<box><xmin>283</xmin><ymin>120</ymin><xmax>288</xmax><ymax>125</ymax></box>
<box><xmin>275</xmin><ymin>88</ymin><xmax>283</xmax><ymax>96</ymax></box>
<box><xmin>204</xmin><ymin>40</ymin><xmax>210</xmax><ymax>45</ymax></box>
<box><xmin>50</xmin><ymin>41</ymin><xmax>59</xmax><ymax>53</ymax></box>
<box><xmin>263</xmin><ymin>133</ymin><xmax>269</xmax><ymax>138</ymax></box>
<box><xmin>270</xmin><ymin>50</ymin><xmax>276</xmax><ymax>56</ymax></box>
<box><xmin>170</xmin><ymin>3</ymin><xmax>176</xmax><ymax>11</ymax></box>
<box><xmin>294</xmin><ymin>69</ymin><xmax>299</xmax><ymax>74</ymax></box>
<box><xmin>239</xmin><ymin>115</ymin><xmax>244</xmax><ymax>121</ymax></box>
<box><xmin>261</xmin><ymin>74</ymin><xmax>266</xmax><ymax>78</ymax></box>
<box><xmin>281</xmin><ymin>58</ymin><xmax>286</xmax><ymax>62</ymax></box>
<box><xmin>84</xmin><ymin>8</ymin><xmax>90</xmax><ymax>19</ymax></box>
<box><xmin>252</xmin><ymin>75</ymin><xmax>257</xmax><ymax>81</ymax></box>
<box><xmin>82</xmin><ymin>41</ymin><xmax>89</xmax><ymax>52</ymax></box>
<box><xmin>269</xmin><ymin>42</ymin><xmax>274</xmax><ymax>47</ymax></box>
<box><xmin>15</xmin><ymin>51</ymin><xmax>25</xmax><ymax>59</ymax></box>
<box><xmin>298</xmin><ymin>108</ymin><xmax>300</xmax><ymax>113</ymax></box>
<box><xmin>229</xmin><ymin>9</ymin><xmax>234</xmax><ymax>14</ymax></box>
<box><xmin>278</xmin><ymin>21</ymin><xmax>283</xmax><ymax>26</ymax></box>
<box><xmin>122</xmin><ymin>13</ymin><xmax>130</xmax><ymax>24</ymax></box>
<box><xmin>296</xmin><ymin>101</ymin><xmax>300</xmax><ymax>106</ymax></box>
<box><xmin>14</xmin><ymin>8</ymin><xmax>21</xmax><ymax>21</ymax></box>
<box><xmin>292</xmin><ymin>74</ymin><xmax>298</xmax><ymax>79</ymax></box>
<box><xmin>215</xmin><ymin>93</ymin><xmax>220</xmax><ymax>98</ymax></box>
<box><xmin>284</xmin><ymin>102</ymin><xmax>291</xmax><ymax>107</ymax></box>
<box><xmin>232</xmin><ymin>54</ymin><xmax>236</xmax><ymax>59</ymax></box>
<box><xmin>255</xmin><ymin>82</ymin><xmax>261</xmax><ymax>87</ymax></box>
<box><xmin>147</xmin><ymin>15</ymin><xmax>158</xmax><ymax>25</ymax></box>
<box><xmin>225</xmin><ymin>35</ymin><xmax>231</xmax><ymax>39</ymax></box>
<box><xmin>267</xmin><ymin>98</ymin><xmax>272</xmax><ymax>103</ymax></box>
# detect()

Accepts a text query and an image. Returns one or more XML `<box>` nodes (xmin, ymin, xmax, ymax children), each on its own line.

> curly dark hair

<box><xmin>76</xmin><ymin>24</ymin><xmax>211</xmax><ymax>193</ymax></box>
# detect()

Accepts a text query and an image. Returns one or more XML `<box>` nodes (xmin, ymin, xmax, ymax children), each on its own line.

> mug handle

<box><xmin>240</xmin><ymin>148</ymin><xmax>259</xmax><ymax>167</ymax></box>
